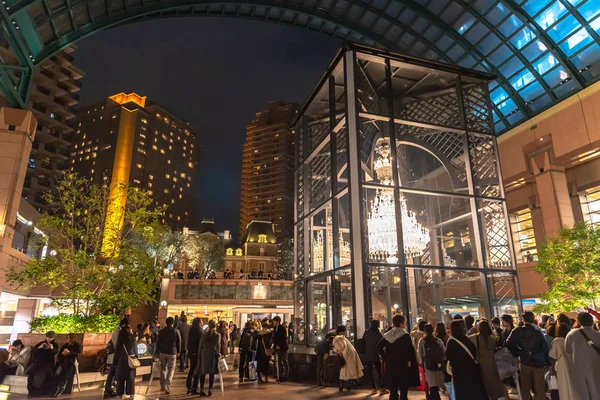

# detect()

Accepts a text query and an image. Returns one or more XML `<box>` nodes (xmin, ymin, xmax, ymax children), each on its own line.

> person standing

<box><xmin>271</xmin><ymin>316</ymin><xmax>289</xmax><ymax>382</ymax></box>
<box><xmin>362</xmin><ymin>320</ymin><xmax>387</xmax><ymax>395</ymax></box>
<box><xmin>54</xmin><ymin>333</ymin><xmax>82</xmax><ymax>397</ymax></box>
<box><xmin>418</xmin><ymin>323</ymin><xmax>445</xmax><ymax>400</ymax></box>
<box><xmin>27</xmin><ymin>331</ymin><xmax>59</xmax><ymax>396</ymax></box>
<box><xmin>238</xmin><ymin>322</ymin><xmax>256</xmax><ymax>382</ymax></box>
<box><xmin>186</xmin><ymin>318</ymin><xmax>204</xmax><ymax>394</ymax></box>
<box><xmin>563</xmin><ymin>312</ymin><xmax>600</xmax><ymax>400</ymax></box>
<box><xmin>0</xmin><ymin>340</ymin><xmax>30</xmax><ymax>383</ymax></box>
<box><xmin>196</xmin><ymin>320</ymin><xmax>221</xmax><ymax>396</ymax></box>
<box><xmin>315</xmin><ymin>332</ymin><xmax>333</xmax><ymax>387</ymax></box>
<box><xmin>333</xmin><ymin>325</ymin><xmax>363</xmax><ymax>392</ymax></box>
<box><xmin>549</xmin><ymin>323</ymin><xmax>574</xmax><ymax>400</ymax></box>
<box><xmin>445</xmin><ymin>320</ymin><xmax>488</xmax><ymax>400</ymax></box>
<box><xmin>256</xmin><ymin>323</ymin><xmax>273</xmax><ymax>384</ymax></box>
<box><xmin>469</xmin><ymin>319</ymin><xmax>506</xmax><ymax>400</ymax></box>
<box><xmin>434</xmin><ymin>322</ymin><xmax>448</xmax><ymax>344</ymax></box>
<box><xmin>217</xmin><ymin>321</ymin><xmax>229</xmax><ymax>358</ymax></box>
<box><xmin>113</xmin><ymin>324</ymin><xmax>137</xmax><ymax>400</ymax></box>
<box><xmin>507</xmin><ymin>311</ymin><xmax>550</xmax><ymax>400</ymax></box>
<box><xmin>103</xmin><ymin>318</ymin><xmax>127</xmax><ymax>398</ymax></box>
<box><xmin>156</xmin><ymin>316</ymin><xmax>181</xmax><ymax>394</ymax></box>
<box><xmin>177</xmin><ymin>315</ymin><xmax>190</xmax><ymax>372</ymax></box>
<box><xmin>377</xmin><ymin>314</ymin><xmax>418</xmax><ymax>400</ymax></box>
<box><xmin>229</xmin><ymin>323</ymin><xmax>238</xmax><ymax>354</ymax></box>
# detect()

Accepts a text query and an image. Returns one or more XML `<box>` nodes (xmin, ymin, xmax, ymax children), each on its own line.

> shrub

<box><xmin>29</xmin><ymin>314</ymin><xmax>121</xmax><ymax>334</ymax></box>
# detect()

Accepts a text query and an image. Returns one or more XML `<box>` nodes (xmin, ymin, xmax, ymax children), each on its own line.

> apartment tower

<box><xmin>240</xmin><ymin>100</ymin><xmax>298</xmax><ymax>243</ymax></box>
<box><xmin>71</xmin><ymin>93</ymin><xmax>198</xmax><ymax>231</ymax></box>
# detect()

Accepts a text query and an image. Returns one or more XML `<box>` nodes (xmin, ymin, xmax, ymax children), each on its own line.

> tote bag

<box><xmin>123</xmin><ymin>345</ymin><xmax>140</xmax><ymax>369</ymax></box>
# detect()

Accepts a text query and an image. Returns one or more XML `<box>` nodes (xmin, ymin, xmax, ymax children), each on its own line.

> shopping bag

<box><xmin>494</xmin><ymin>347</ymin><xmax>519</xmax><ymax>380</ymax></box>
<box><xmin>417</xmin><ymin>365</ymin><xmax>428</xmax><ymax>392</ymax></box>
<box><xmin>444</xmin><ymin>381</ymin><xmax>456</xmax><ymax>400</ymax></box>
<box><xmin>218</xmin><ymin>356</ymin><xmax>228</xmax><ymax>373</ymax></box>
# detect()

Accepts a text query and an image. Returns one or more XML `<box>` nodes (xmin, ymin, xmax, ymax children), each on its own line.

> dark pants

<box><xmin>104</xmin><ymin>364</ymin><xmax>117</xmax><ymax>394</ymax></box>
<box><xmin>186</xmin><ymin>352</ymin><xmax>199</xmax><ymax>390</ymax></box>
<box><xmin>520</xmin><ymin>364</ymin><xmax>546</xmax><ymax>400</ymax></box>
<box><xmin>115</xmin><ymin>370</ymin><xmax>135</xmax><ymax>396</ymax></box>
<box><xmin>316</xmin><ymin>354</ymin><xmax>328</xmax><ymax>385</ymax></box>
<box><xmin>0</xmin><ymin>364</ymin><xmax>17</xmax><ymax>383</ymax></box>
<box><xmin>389</xmin><ymin>383</ymin><xmax>409</xmax><ymax>400</ymax></box>
<box><xmin>199</xmin><ymin>374</ymin><xmax>215</xmax><ymax>391</ymax></box>
<box><xmin>365</xmin><ymin>360</ymin><xmax>382</xmax><ymax>388</ymax></box>
<box><xmin>427</xmin><ymin>386</ymin><xmax>441</xmax><ymax>400</ymax></box>
<box><xmin>179</xmin><ymin>350</ymin><xmax>187</xmax><ymax>370</ymax></box>
<box><xmin>275</xmin><ymin>350</ymin><xmax>289</xmax><ymax>380</ymax></box>
<box><xmin>239</xmin><ymin>350</ymin><xmax>250</xmax><ymax>378</ymax></box>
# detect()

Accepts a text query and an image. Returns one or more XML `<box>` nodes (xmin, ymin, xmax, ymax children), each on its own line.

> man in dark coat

<box><xmin>377</xmin><ymin>315</ymin><xmax>419</xmax><ymax>400</ymax></box>
<box><xmin>363</xmin><ymin>320</ymin><xmax>388</xmax><ymax>395</ymax></box>
<box><xmin>186</xmin><ymin>318</ymin><xmax>204</xmax><ymax>394</ymax></box>
<box><xmin>271</xmin><ymin>316</ymin><xmax>289</xmax><ymax>382</ymax></box>
<box><xmin>156</xmin><ymin>317</ymin><xmax>181</xmax><ymax>394</ymax></box>
<box><xmin>177</xmin><ymin>315</ymin><xmax>190</xmax><ymax>372</ymax></box>
<box><xmin>54</xmin><ymin>333</ymin><xmax>82</xmax><ymax>396</ymax></box>
<box><xmin>27</xmin><ymin>331</ymin><xmax>59</xmax><ymax>396</ymax></box>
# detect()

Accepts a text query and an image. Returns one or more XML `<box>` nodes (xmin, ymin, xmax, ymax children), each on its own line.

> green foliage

<box><xmin>533</xmin><ymin>222</ymin><xmax>600</xmax><ymax>313</ymax></box>
<box><xmin>7</xmin><ymin>172</ymin><xmax>169</xmax><ymax>316</ymax></box>
<box><xmin>30</xmin><ymin>314</ymin><xmax>120</xmax><ymax>334</ymax></box>
<box><xmin>181</xmin><ymin>234</ymin><xmax>224</xmax><ymax>278</ymax></box>
<box><xmin>276</xmin><ymin>238</ymin><xmax>294</xmax><ymax>279</ymax></box>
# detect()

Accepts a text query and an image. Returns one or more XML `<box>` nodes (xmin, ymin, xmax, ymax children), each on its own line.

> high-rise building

<box><xmin>0</xmin><ymin>44</ymin><xmax>84</xmax><ymax>212</ymax></box>
<box><xmin>240</xmin><ymin>100</ymin><xmax>298</xmax><ymax>243</ymax></box>
<box><xmin>71</xmin><ymin>92</ymin><xmax>198</xmax><ymax>230</ymax></box>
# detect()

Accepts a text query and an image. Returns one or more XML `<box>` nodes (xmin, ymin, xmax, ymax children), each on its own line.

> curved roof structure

<box><xmin>1</xmin><ymin>0</ymin><xmax>600</xmax><ymax>134</ymax></box>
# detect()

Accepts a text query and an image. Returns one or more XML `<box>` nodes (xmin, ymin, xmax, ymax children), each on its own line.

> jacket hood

<box><xmin>384</xmin><ymin>327</ymin><xmax>408</xmax><ymax>344</ymax></box>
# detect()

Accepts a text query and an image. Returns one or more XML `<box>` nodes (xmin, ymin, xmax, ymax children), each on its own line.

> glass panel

<box><xmin>395</xmin><ymin>124</ymin><xmax>469</xmax><ymax>194</ymax></box>
<box><xmin>332</xmin><ymin>59</ymin><xmax>346</xmax><ymax>123</ymax></box>
<box><xmin>370</xmin><ymin>265</ymin><xmax>402</xmax><ymax>331</ymax></box>
<box><xmin>295</xmin><ymin>168</ymin><xmax>304</xmax><ymax>221</ymax></box>
<box><xmin>359</xmin><ymin>116</ymin><xmax>390</xmax><ymax>184</ymax></box>
<box><xmin>294</xmin><ymin>281</ymin><xmax>306</xmax><ymax>344</ymax></box>
<box><xmin>467</xmin><ymin>132</ymin><xmax>501</xmax><ymax>198</ymax></box>
<box><xmin>461</xmin><ymin>77</ymin><xmax>492</xmax><ymax>134</ymax></box>
<box><xmin>510</xmin><ymin>208</ymin><xmax>538</xmax><ymax>262</ymax></box>
<box><xmin>355</xmin><ymin>53</ymin><xmax>390</xmax><ymax>117</ymax></box>
<box><xmin>478</xmin><ymin>199</ymin><xmax>513</xmax><ymax>269</ymax></box>
<box><xmin>406</xmin><ymin>267</ymin><xmax>488</xmax><ymax>328</ymax></box>
<box><xmin>336</xmin><ymin>125</ymin><xmax>349</xmax><ymax>192</ymax></box>
<box><xmin>401</xmin><ymin>191</ymin><xmax>481</xmax><ymax>268</ymax></box>
<box><xmin>364</xmin><ymin>186</ymin><xmax>399</xmax><ymax>264</ymax></box>
<box><xmin>308</xmin><ymin>275</ymin><xmax>332</xmax><ymax>345</ymax></box>
<box><xmin>337</xmin><ymin>191</ymin><xmax>352</xmax><ymax>268</ymax></box>
<box><xmin>333</xmin><ymin>268</ymin><xmax>354</xmax><ymax>337</ymax></box>
<box><xmin>580</xmin><ymin>185</ymin><xmax>600</xmax><ymax>226</ymax></box>
<box><xmin>305</xmin><ymin>84</ymin><xmax>330</xmax><ymax>152</ymax></box>
<box><xmin>310</xmin><ymin>205</ymin><xmax>334</xmax><ymax>274</ymax></box>
<box><xmin>295</xmin><ymin>221</ymin><xmax>305</xmax><ymax>279</ymax></box>
<box><xmin>390</xmin><ymin>60</ymin><xmax>461</xmax><ymax>129</ymax></box>
<box><xmin>308</xmin><ymin>141</ymin><xmax>332</xmax><ymax>211</ymax></box>
<box><xmin>487</xmin><ymin>272</ymin><xmax>520</xmax><ymax>317</ymax></box>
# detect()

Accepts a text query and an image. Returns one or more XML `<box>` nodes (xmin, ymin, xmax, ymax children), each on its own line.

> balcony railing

<box><xmin>171</xmin><ymin>279</ymin><xmax>293</xmax><ymax>301</ymax></box>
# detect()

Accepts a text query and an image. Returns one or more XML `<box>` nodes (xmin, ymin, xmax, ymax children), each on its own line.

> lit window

<box><xmin>177</xmin><ymin>216</ymin><xmax>181</xmax><ymax>221</ymax></box>
<box><xmin>152</xmin><ymin>145</ymin><xmax>158</xmax><ymax>150</ymax></box>
<box><xmin>74</xmin><ymin>144</ymin><xmax>78</xmax><ymax>149</ymax></box>
<box><xmin>91</xmin><ymin>169</ymin><xmax>94</xmax><ymax>174</ymax></box>
<box><xmin>178</xmin><ymin>194</ymin><xmax>182</xmax><ymax>199</ymax></box>
<box><xmin>156</xmin><ymin>113</ymin><xmax>161</xmax><ymax>119</ymax></box>
<box><xmin>226</xmin><ymin>248</ymin><xmax>233</xmax><ymax>256</ymax></box>
<box><xmin>165</xmin><ymin>174</ymin><xmax>170</xmax><ymax>179</ymax></box>
<box><xmin>136</xmin><ymin>164</ymin><xmax>143</xmax><ymax>168</ymax></box>
<box><xmin>510</xmin><ymin>209</ymin><xmax>538</xmax><ymax>263</ymax></box>
<box><xmin>235</xmin><ymin>249</ymin><xmax>243</xmax><ymax>256</ymax></box>
<box><xmin>92</xmin><ymin>152</ymin><xmax>97</xmax><ymax>158</ymax></box>
<box><xmin>171</xmin><ymin>199</ymin><xmax>175</xmax><ymax>204</ymax></box>
<box><xmin>141</xmin><ymin>118</ymin><xmax>148</xmax><ymax>124</ymax></box>
<box><xmin>164</xmin><ymin>189</ymin><xmax>169</xmax><ymax>194</ymax></box>
<box><xmin>148</xmin><ymin>190</ymin><xmax>153</xmax><ymax>196</ymax></box>
<box><xmin>149</xmin><ymin>175</ymin><xmax>154</xmax><ymax>180</ymax></box>
<box><xmin>581</xmin><ymin>186</ymin><xmax>600</xmax><ymax>227</ymax></box>
<box><xmin>133</xmin><ymin>179</ymin><xmax>140</xmax><ymax>184</ymax></box>
<box><xmin>188</xmin><ymin>162</ymin><xmax>194</xmax><ymax>168</ymax></box>
<box><xmin>167</xmin><ymin>160</ymin><xmax>171</xmax><ymax>164</ymax></box>
<box><xmin>160</xmin><ymin>149</ymin><xmax>165</xmax><ymax>154</ymax></box>
<box><xmin>111</xmin><ymin>114</ymin><xmax>117</xmax><ymax>119</ymax></box>
<box><xmin>186</xmin><ymin>183</ymin><xmax>190</xmax><ymax>188</ymax></box>
<box><xmin>257</xmin><ymin>234</ymin><xmax>268</xmax><ymax>243</ymax></box>
<box><xmin>148</xmin><ymin>182</ymin><xmax>153</xmax><ymax>188</ymax></box>
<box><xmin>173</xmin><ymin>177</ymin><xmax>177</xmax><ymax>182</ymax></box>
<box><xmin>180</xmin><ymin>173</ymin><xmax>186</xmax><ymax>178</ymax></box>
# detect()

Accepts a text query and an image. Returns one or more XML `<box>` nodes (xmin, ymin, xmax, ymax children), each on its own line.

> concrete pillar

<box><xmin>10</xmin><ymin>298</ymin><xmax>40</xmax><ymax>342</ymax></box>
<box><xmin>0</xmin><ymin>108</ymin><xmax>37</xmax><ymax>240</ymax></box>
<box><xmin>535</xmin><ymin>170</ymin><xmax>574</xmax><ymax>235</ymax></box>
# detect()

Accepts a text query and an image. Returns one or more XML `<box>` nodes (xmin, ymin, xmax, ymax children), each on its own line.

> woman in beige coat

<box><xmin>332</xmin><ymin>325</ymin><xmax>363</xmax><ymax>392</ymax></box>
<box><xmin>549</xmin><ymin>323</ymin><xmax>575</xmax><ymax>400</ymax></box>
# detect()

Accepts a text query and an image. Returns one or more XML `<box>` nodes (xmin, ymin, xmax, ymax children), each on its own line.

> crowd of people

<box><xmin>170</xmin><ymin>268</ymin><xmax>286</xmax><ymax>280</ymax></box>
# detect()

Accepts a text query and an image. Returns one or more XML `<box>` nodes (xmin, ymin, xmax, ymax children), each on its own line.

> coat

<box><xmin>107</xmin><ymin>328</ymin><xmax>120</xmax><ymax>365</ymax></box>
<box><xmin>187</xmin><ymin>326</ymin><xmax>204</xmax><ymax>356</ymax></box>
<box><xmin>6</xmin><ymin>346</ymin><xmax>31</xmax><ymax>376</ymax></box>
<box><xmin>256</xmin><ymin>329</ymin><xmax>273</xmax><ymax>374</ymax></box>
<box><xmin>332</xmin><ymin>335</ymin><xmax>363</xmax><ymax>381</ymax></box>
<box><xmin>417</xmin><ymin>337</ymin><xmax>445</xmax><ymax>388</ymax></box>
<box><xmin>217</xmin><ymin>327</ymin><xmax>229</xmax><ymax>356</ymax></box>
<box><xmin>27</xmin><ymin>339</ymin><xmax>58</xmax><ymax>396</ymax></box>
<box><xmin>445</xmin><ymin>336</ymin><xmax>487</xmax><ymax>400</ymax></box>
<box><xmin>377</xmin><ymin>328</ymin><xmax>419</xmax><ymax>389</ymax></box>
<box><xmin>178</xmin><ymin>322</ymin><xmax>190</xmax><ymax>352</ymax></box>
<box><xmin>55</xmin><ymin>341</ymin><xmax>82</xmax><ymax>384</ymax></box>
<box><xmin>470</xmin><ymin>334</ymin><xmax>505</xmax><ymax>399</ymax></box>
<box><xmin>549</xmin><ymin>337</ymin><xmax>575</xmax><ymax>400</ymax></box>
<box><xmin>564</xmin><ymin>327</ymin><xmax>600</xmax><ymax>400</ymax></box>
<box><xmin>196</xmin><ymin>332</ymin><xmax>220</xmax><ymax>375</ymax></box>
<box><xmin>362</xmin><ymin>327</ymin><xmax>383</xmax><ymax>363</ymax></box>
<box><xmin>272</xmin><ymin>324</ymin><xmax>289</xmax><ymax>353</ymax></box>
<box><xmin>114</xmin><ymin>334</ymin><xmax>137</xmax><ymax>381</ymax></box>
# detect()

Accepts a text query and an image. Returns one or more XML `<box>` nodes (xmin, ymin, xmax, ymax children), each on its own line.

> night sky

<box><xmin>75</xmin><ymin>18</ymin><xmax>340</xmax><ymax>237</ymax></box>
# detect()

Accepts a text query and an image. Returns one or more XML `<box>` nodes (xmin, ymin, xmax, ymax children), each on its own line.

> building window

<box><xmin>235</xmin><ymin>249</ymin><xmax>243</xmax><ymax>257</ymax></box>
<box><xmin>257</xmin><ymin>234</ymin><xmax>267</xmax><ymax>243</ymax></box>
<box><xmin>581</xmin><ymin>186</ymin><xmax>600</xmax><ymax>227</ymax></box>
<box><xmin>258</xmin><ymin>262</ymin><xmax>265</xmax><ymax>271</ymax></box>
<box><xmin>149</xmin><ymin>175</ymin><xmax>154</xmax><ymax>180</ymax></box>
<box><xmin>511</xmin><ymin>208</ymin><xmax>537</xmax><ymax>263</ymax></box>
<box><xmin>226</xmin><ymin>248</ymin><xmax>233</xmax><ymax>256</ymax></box>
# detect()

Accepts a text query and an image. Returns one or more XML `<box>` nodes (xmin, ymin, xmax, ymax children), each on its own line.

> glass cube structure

<box><xmin>292</xmin><ymin>44</ymin><xmax>522</xmax><ymax>347</ymax></box>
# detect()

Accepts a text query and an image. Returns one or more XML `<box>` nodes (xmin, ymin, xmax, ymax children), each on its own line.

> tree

<box><xmin>7</xmin><ymin>172</ymin><xmax>167</xmax><ymax>316</ymax></box>
<box><xmin>181</xmin><ymin>233</ymin><xmax>224</xmax><ymax>278</ymax></box>
<box><xmin>275</xmin><ymin>238</ymin><xmax>294</xmax><ymax>279</ymax></box>
<box><xmin>533</xmin><ymin>222</ymin><xmax>600</xmax><ymax>313</ymax></box>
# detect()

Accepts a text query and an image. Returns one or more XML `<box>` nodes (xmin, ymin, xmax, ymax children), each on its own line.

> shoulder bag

<box><xmin>123</xmin><ymin>344</ymin><xmax>140</xmax><ymax>369</ymax></box>
<box><xmin>580</xmin><ymin>329</ymin><xmax>600</xmax><ymax>356</ymax></box>
<box><xmin>446</xmin><ymin>337</ymin><xmax>477</xmax><ymax>376</ymax></box>
<box><xmin>262</xmin><ymin>337</ymin><xmax>272</xmax><ymax>357</ymax></box>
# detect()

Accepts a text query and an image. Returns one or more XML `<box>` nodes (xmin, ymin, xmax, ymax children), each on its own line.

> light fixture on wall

<box><xmin>367</xmin><ymin>139</ymin><xmax>430</xmax><ymax>263</ymax></box>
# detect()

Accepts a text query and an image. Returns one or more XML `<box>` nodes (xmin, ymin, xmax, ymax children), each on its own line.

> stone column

<box><xmin>10</xmin><ymin>298</ymin><xmax>40</xmax><ymax>342</ymax></box>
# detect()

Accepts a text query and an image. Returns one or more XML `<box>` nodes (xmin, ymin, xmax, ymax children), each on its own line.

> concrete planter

<box><xmin>17</xmin><ymin>333</ymin><xmax>111</xmax><ymax>372</ymax></box>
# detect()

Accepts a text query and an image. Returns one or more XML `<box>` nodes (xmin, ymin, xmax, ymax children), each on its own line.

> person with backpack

<box><xmin>469</xmin><ymin>319</ymin><xmax>506</xmax><ymax>400</ymax></box>
<box><xmin>417</xmin><ymin>323</ymin><xmax>445</xmax><ymax>400</ymax></box>
<box><xmin>362</xmin><ymin>320</ymin><xmax>387</xmax><ymax>395</ymax></box>
<box><xmin>507</xmin><ymin>311</ymin><xmax>550</xmax><ymax>400</ymax></box>
<box><xmin>445</xmin><ymin>320</ymin><xmax>488</xmax><ymax>400</ymax></box>
<box><xmin>238</xmin><ymin>321</ymin><xmax>257</xmax><ymax>382</ymax></box>
<box><xmin>563</xmin><ymin>312</ymin><xmax>600</xmax><ymax>400</ymax></box>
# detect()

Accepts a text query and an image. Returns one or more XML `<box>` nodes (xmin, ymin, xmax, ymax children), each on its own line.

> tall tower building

<box><xmin>71</xmin><ymin>93</ymin><xmax>198</xmax><ymax>231</ymax></box>
<box><xmin>240</xmin><ymin>100</ymin><xmax>298</xmax><ymax>243</ymax></box>
<box><xmin>0</xmin><ymin>44</ymin><xmax>84</xmax><ymax>212</ymax></box>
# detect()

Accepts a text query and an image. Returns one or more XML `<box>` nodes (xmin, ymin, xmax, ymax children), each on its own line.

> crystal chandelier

<box><xmin>312</xmin><ymin>227</ymin><xmax>352</xmax><ymax>273</ymax></box>
<box><xmin>368</xmin><ymin>139</ymin><xmax>430</xmax><ymax>263</ymax></box>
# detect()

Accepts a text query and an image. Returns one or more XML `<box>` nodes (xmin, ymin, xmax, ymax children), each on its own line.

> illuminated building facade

<box><xmin>240</xmin><ymin>100</ymin><xmax>298</xmax><ymax>243</ymax></box>
<box><xmin>71</xmin><ymin>93</ymin><xmax>198</xmax><ymax>230</ymax></box>
<box><xmin>293</xmin><ymin>45</ymin><xmax>521</xmax><ymax>349</ymax></box>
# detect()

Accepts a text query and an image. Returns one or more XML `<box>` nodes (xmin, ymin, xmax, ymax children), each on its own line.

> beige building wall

<box><xmin>498</xmin><ymin>81</ymin><xmax>600</xmax><ymax>299</ymax></box>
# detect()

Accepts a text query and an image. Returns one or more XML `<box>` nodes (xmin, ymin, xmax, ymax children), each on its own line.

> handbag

<box><xmin>494</xmin><ymin>347</ymin><xmax>519</xmax><ymax>380</ymax></box>
<box><xmin>545</xmin><ymin>371</ymin><xmax>558</xmax><ymax>391</ymax></box>
<box><xmin>262</xmin><ymin>338</ymin><xmax>272</xmax><ymax>357</ymax></box>
<box><xmin>218</xmin><ymin>356</ymin><xmax>228</xmax><ymax>373</ymax></box>
<box><xmin>417</xmin><ymin>365</ymin><xmax>428</xmax><ymax>392</ymax></box>
<box><xmin>336</xmin><ymin>354</ymin><xmax>346</xmax><ymax>367</ymax></box>
<box><xmin>123</xmin><ymin>345</ymin><xmax>140</xmax><ymax>369</ymax></box>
